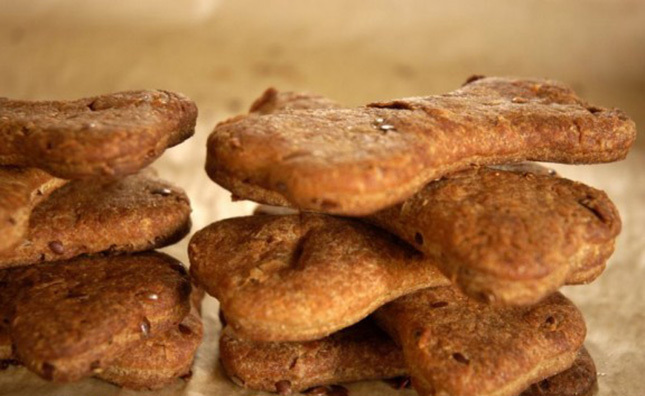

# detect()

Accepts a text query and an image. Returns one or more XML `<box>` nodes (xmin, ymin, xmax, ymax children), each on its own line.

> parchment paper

<box><xmin>0</xmin><ymin>1</ymin><xmax>643</xmax><ymax>395</ymax></box>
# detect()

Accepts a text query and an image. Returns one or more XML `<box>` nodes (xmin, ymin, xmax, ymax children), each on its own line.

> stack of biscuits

<box><xmin>0</xmin><ymin>90</ymin><xmax>204</xmax><ymax>390</ymax></box>
<box><xmin>190</xmin><ymin>77</ymin><xmax>637</xmax><ymax>396</ymax></box>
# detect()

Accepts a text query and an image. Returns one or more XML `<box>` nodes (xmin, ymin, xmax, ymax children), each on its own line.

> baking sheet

<box><xmin>0</xmin><ymin>1</ymin><xmax>643</xmax><ymax>395</ymax></box>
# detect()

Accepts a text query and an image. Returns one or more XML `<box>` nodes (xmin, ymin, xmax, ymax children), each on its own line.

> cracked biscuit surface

<box><xmin>189</xmin><ymin>213</ymin><xmax>449</xmax><ymax>341</ymax></box>
<box><xmin>0</xmin><ymin>90</ymin><xmax>197</xmax><ymax>179</ymax></box>
<box><xmin>207</xmin><ymin>77</ymin><xmax>635</xmax><ymax>215</ymax></box>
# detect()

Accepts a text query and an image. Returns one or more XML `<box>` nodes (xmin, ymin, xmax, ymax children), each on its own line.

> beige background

<box><xmin>0</xmin><ymin>1</ymin><xmax>643</xmax><ymax>395</ymax></box>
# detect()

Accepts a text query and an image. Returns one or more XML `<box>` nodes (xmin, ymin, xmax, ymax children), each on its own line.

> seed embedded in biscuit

<box><xmin>90</xmin><ymin>360</ymin><xmax>101</xmax><ymax>373</ymax></box>
<box><xmin>275</xmin><ymin>379</ymin><xmax>293</xmax><ymax>395</ymax></box>
<box><xmin>452</xmin><ymin>352</ymin><xmax>470</xmax><ymax>365</ymax></box>
<box><xmin>146</xmin><ymin>293</ymin><xmax>159</xmax><ymax>301</ymax></box>
<box><xmin>151</xmin><ymin>188</ymin><xmax>172</xmax><ymax>196</ymax></box>
<box><xmin>140</xmin><ymin>318</ymin><xmax>151</xmax><ymax>337</ymax></box>
<box><xmin>178</xmin><ymin>323</ymin><xmax>192</xmax><ymax>335</ymax></box>
<box><xmin>65</xmin><ymin>290</ymin><xmax>89</xmax><ymax>300</ymax></box>
<box><xmin>48</xmin><ymin>240</ymin><xmax>64</xmax><ymax>255</ymax></box>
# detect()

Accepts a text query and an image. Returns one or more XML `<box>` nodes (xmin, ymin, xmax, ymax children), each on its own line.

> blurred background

<box><xmin>0</xmin><ymin>1</ymin><xmax>643</xmax><ymax>395</ymax></box>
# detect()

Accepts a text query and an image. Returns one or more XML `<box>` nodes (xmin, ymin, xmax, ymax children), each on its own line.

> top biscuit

<box><xmin>0</xmin><ymin>90</ymin><xmax>197</xmax><ymax>179</ymax></box>
<box><xmin>207</xmin><ymin>77</ymin><xmax>636</xmax><ymax>215</ymax></box>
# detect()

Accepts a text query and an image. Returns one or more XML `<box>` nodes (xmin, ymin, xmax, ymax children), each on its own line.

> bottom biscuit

<box><xmin>0</xmin><ymin>311</ymin><xmax>202</xmax><ymax>390</ymax></box>
<box><xmin>0</xmin><ymin>252</ymin><xmax>192</xmax><ymax>382</ymax></box>
<box><xmin>220</xmin><ymin>319</ymin><xmax>596</xmax><ymax>396</ymax></box>
<box><xmin>521</xmin><ymin>347</ymin><xmax>597</xmax><ymax>396</ymax></box>
<box><xmin>96</xmin><ymin>310</ymin><xmax>203</xmax><ymax>390</ymax></box>
<box><xmin>0</xmin><ymin>287</ymin><xmax>204</xmax><ymax>390</ymax></box>
<box><xmin>374</xmin><ymin>288</ymin><xmax>587</xmax><ymax>396</ymax></box>
<box><xmin>219</xmin><ymin>319</ymin><xmax>407</xmax><ymax>393</ymax></box>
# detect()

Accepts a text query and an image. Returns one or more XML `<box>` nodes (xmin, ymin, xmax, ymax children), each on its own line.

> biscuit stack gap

<box><xmin>194</xmin><ymin>76</ymin><xmax>635</xmax><ymax>396</ymax></box>
<box><xmin>0</xmin><ymin>90</ymin><xmax>203</xmax><ymax>390</ymax></box>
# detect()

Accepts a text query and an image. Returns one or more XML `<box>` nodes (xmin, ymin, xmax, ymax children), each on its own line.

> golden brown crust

<box><xmin>207</xmin><ymin>77</ymin><xmax>636</xmax><ymax>215</ymax></box>
<box><xmin>521</xmin><ymin>347</ymin><xmax>597</xmax><ymax>396</ymax></box>
<box><xmin>0</xmin><ymin>171</ymin><xmax>192</xmax><ymax>268</ymax></box>
<box><xmin>374</xmin><ymin>288</ymin><xmax>587</xmax><ymax>396</ymax></box>
<box><xmin>188</xmin><ymin>213</ymin><xmax>449</xmax><ymax>341</ymax></box>
<box><xmin>0</xmin><ymin>166</ymin><xmax>67</xmax><ymax>252</ymax></box>
<box><xmin>219</xmin><ymin>319</ymin><xmax>406</xmax><ymax>393</ymax></box>
<box><xmin>367</xmin><ymin>164</ymin><xmax>621</xmax><ymax>305</ymax></box>
<box><xmin>2</xmin><ymin>252</ymin><xmax>192</xmax><ymax>382</ymax></box>
<box><xmin>0</xmin><ymin>90</ymin><xmax>197</xmax><ymax>179</ymax></box>
<box><xmin>96</xmin><ymin>310</ymin><xmax>203</xmax><ymax>390</ymax></box>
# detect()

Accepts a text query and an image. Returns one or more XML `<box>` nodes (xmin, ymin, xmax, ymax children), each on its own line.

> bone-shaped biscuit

<box><xmin>207</xmin><ymin>77</ymin><xmax>635</xmax><ymax>215</ymax></box>
<box><xmin>367</xmin><ymin>164</ymin><xmax>621</xmax><ymax>305</ymax></box>
<box><xmin>219</xmin><ymin>319</ymin><xmax>406</xmax><ymax>393</ymax></box>
<box><xmin>0</xmin><ymin>252</ymin><xmax>192</xmax><ymax>382</ymax></box>
<box><xmin>374</xmin><ymin>287</ymin><xmax>586</xmax><ymax>396</ymax></box>
<box><xmin>1</xmin><ymin>288</ymin><xmax>203</xmax><ymax>390</ymax></box>
<box><xmin>0</xmin><ymin>90</ymin><xmax>197</xmax><ymax>179</ymax></box>
<box><xmin>0</xmin><ymin>171</ymin><xmax>192</xmax><ymax>269</ymax></box>
<box><xmin>0</xmin><ymin>313</ymin><xmax>202</xmax><ymax>390</ymax></box>
<box><xmin>219</xmin><ymin>316</ymin><xmax>596</xmax><ymax>396</ymax></box>
<box><xmin>188</xmin><ymin>213</ymin><xmax>449</xmax><ymax>341</ymax></box>
<box><xmin>0</xmin><ymin>166</ymin><xmax>66</xmax><ymax>252</ymax></box>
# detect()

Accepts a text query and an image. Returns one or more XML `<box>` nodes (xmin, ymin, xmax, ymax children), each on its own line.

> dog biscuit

<box><xmin>0</xmin><ymin>171</ymin><xmax>191</xmax><ymax>268</ymax></box>
<box><xmin>0</xmin><ymin>90</ymin><xmax>197</xmax><ymax>179</ymax></box>
<box><xmin>207</xmin><ymin>77</ymin><xmax>635</xmax><ymax>215</ymax></box>
<box><xmin>96</xmin><ymin>310</ymin><xmax>202</xmax><ymax>390</ymax></box>
<box><xmin>368</xmin><ymin>164</ymin><xmax>620</xmax><ymax>305</ymax></box>
<box><xmin>374</xmin><ymin>287</ymin><xmax>587</xmax><ymax>396</ymax></box>
<box><xmin>219</xmin><ymin>318</ymin><xmax>405</xmax><ymax>393</ymax></box>
<box><xmin>2</xmin><ymin>252</ymin><xmax>191</xmax><ymax>382</ymax></box>
<box><xmin>189</xmin><ymin>213</ymin><xmax>449</xmax><ymax>341</ymax></box>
